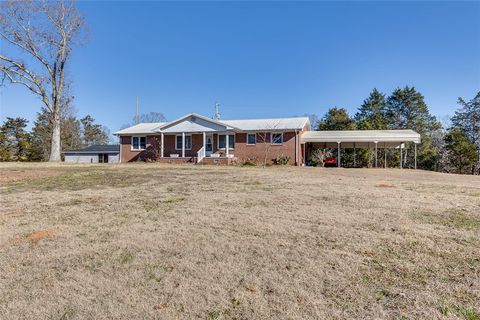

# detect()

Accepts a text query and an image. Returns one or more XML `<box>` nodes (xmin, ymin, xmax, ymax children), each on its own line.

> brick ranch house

<box><xmin>114</xmin><ymin>113</ymin><xmax>421</xmax><ymax>167</ymax></box>
<box><xmin>114</xmin><ymin>113</ymin><xmax>309</xmax><ymax>165</ymax></box>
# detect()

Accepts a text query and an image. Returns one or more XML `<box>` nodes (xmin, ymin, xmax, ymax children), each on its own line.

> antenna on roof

<box><xmin>214</xmin><ymin>101</ymin><xmax>221</xmax><ymax>120</ymax></box>
<box><xmin>136</xmin><ymin>96</ymin><xmax>139</xmax><ymax>125</ymax></box>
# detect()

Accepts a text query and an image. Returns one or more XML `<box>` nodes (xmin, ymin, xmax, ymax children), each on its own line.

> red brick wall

<box><xmin>162</xmin><ymin>134</ymin><xmax>203</xmax><ymax>157</ymax></box>
<box><xmin>232</xmin><ymin>131</ymin><xmax>300</xmax><ymax>165</ymax></box>
<box><xmin>120</xmin><ymin>135</ymin><xmax>161</xmax><ymax>162</ymax></box>
<box><xmin>120</xmin><ymin>129</ymin><xmax>306</xmax><ymax>165</ymax></box>
<box><xmin>120</xmin><ymin>134</ymin><xmax>205</xmax><ymax>162</ymax></box>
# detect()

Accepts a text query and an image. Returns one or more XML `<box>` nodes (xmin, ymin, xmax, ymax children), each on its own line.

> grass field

<box><xmin>0</xmin><ymin>163</ymin><xmax>479</xmax><ymax>319</ymax></box>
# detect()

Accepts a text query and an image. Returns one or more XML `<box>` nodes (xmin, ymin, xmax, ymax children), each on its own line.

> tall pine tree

<box><xmin>0</xmin><ymin>117</ymin><xmax>32</xmax><ymax>161</ymax></box>
<box><xmin>354</xmin><ymin>89</ymin><xmax>389</xmax><ymax>167</ymax></box>
<box><xmin>450</xmin><ymin>91</ymin><xmax>480</xmax><ymax>174</ymax></box>
<box><xmin>318</xmin><ymin>107</ymin><xmax>356</xmax><ymax>130</ymax></box>
<box><xmin>31</xmin><ymin>107</ymin><xmax>83</xmax><ymax>161</ymax></box>
<box><xmin>444</xmin><ymin>128</ymin><xmax>477</xmax><ymax>174</ymax></box>
<box><xmin>80</xmin><ymin>115</ymin><xmax>110</xmax><ymax>146</ymax></box>
<box><xmin>355</xmin><ymin>88</ymin><xmax>388</xmax><ymax>130</ymax></box>
<box><xmin>385</xmin><ymin>86</ymin><xmax>442</xmax><ymax>170</ymax></box>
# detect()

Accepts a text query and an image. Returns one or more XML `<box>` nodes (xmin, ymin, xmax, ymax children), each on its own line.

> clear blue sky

<box><xmin>1</xmin><ymin>1</ymin><xmax>479</xmax><ymax>132</ymax></box>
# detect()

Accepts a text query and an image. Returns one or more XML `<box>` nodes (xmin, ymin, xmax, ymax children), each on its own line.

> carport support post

<box><xmin>353</xmin><ymin>143</ymin><xmax>356</xmax><ymax>168</ymax></box>
<box><xmin>374</xmin><ymin>141</ymin><xmax>378</xmax><ymax>168</ymax></box>
<box><xmin>384</xmin><ymin>142</ymin><xmax>387</xmax><ymax>168</ymax></box>
<box><xmin>182</xmin><ymin>132</ymin><xmax>185</xmax><ymax>158</ymax></box>
<box><xmin>160</xmin><ymin>133</ymin><xmax>164</xmax><ymax>158</ymax></box>
<box><xmin>414</xmin><ymin>143</ymin><xmax>417</xmax><ymax>170</ymax></box>
<box><xmin>337</xmin><ymin>141</ymin><xmax>341</xmax><ymax>168</ymax></box>
<box><xmin>400</xmin><ymin>143</ymin><xmax>403</xmax><ymax>169</ymax></box>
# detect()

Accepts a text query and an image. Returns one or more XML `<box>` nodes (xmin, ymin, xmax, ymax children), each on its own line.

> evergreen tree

<box><xmin>355</xmin><ymin>89</ymin><xmax>389</xmax><ymax>167</ymax></box>
<box><xmin>444</xmin><ymin>128</ymin><xmax>477</xmax><ymax>174</ymax></box>
<box><xmin>450</xmin><ymin>91</ymin><xmax>480</xmax><ymax>174</ymax></box>
<box><xmin>31</xmin><ymin>107</ymin><xmax>83</xmax><ymax>161</ymax></box>
<box><xmin>317</xmin><ymin>108</ymin><xmax>356</xmax><ymax>167</ymax></box>
<box><xmin>0</xmin><ymin>117</ymin><xmax>32</xmax><ymax>161</ymax></box>
<box><xmin>80</xmin><ymin>115</ymin><xmax>110</xmax><ymax>146</ymax></box>
<box><xmin>385</xmin><ymin>86</ymin><xmax>442</xmax><ymax>170</ymax></box>
<box><xmin>0</xmin><ymin>130</ymin><xmax>8</xmax><ymax>160</ymax></box>
<box><xmin>318</xmin><ymin>107</ymin><xmax>356</xmax><ymax>130</ymax></box>
<box><xmin>355</xmin><ymin>88</ymin><xmax>388</xmax><ymax>130</ymax></box>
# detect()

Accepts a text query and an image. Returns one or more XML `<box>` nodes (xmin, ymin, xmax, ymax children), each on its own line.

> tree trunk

<box><xmin>49</xmin><ymin>111</ymin><xmax>61</xmax><ymax>161</ymax></box>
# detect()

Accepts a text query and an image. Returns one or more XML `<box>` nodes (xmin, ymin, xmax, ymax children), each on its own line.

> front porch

<box><xmin>157</xmin><ymin>131</ymin><xmax>235</xmax><ymax>164</ymax></box>
<box><xmin>155</xmin><ymin>114</ymin><xmax>239</xmax><ymax>164</ymax></box>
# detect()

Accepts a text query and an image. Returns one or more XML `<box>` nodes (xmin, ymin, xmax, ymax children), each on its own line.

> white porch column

<box><xmin>182</xmin><ymin>132</ymin><xmax>185</xmax><ymax>158</ymax></box>
<box><xmin>414</xmin><ymin>143</ymin><xmax>417</xmax><ymax>170</ymax></box>
<box><xmin>203</xmin><ymin>132</ymin><xmax>206</xmax><ymax>150</ymax></box>
<box><xmin>374</xmin><ymin>141</ymin><xmax>378</xmax><ymax>168</ymax></box>
<box><xmin>225</xmin><ymin>133</ymin><xmax>229</xmax><ymax>157</ymax></box>
<box><xmin>160</xmin><ymin>133</ymin><xmax>164</xmax><ymax>158</ymax></box>
<box><xmin>337</xmin><ymin>141</ymin><xmax>341</xmax><ymax>168</ymax></box>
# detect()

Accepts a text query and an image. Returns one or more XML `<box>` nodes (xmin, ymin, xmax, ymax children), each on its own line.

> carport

<box><xmin>301</xmin><ymin>130</ymin><xmax>421</xmax><ymax>168</ymax></box>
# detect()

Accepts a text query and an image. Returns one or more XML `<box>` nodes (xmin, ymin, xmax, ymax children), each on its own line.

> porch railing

<box><xmin>197</xmin><ymin>146</ymin><xmax>205</xmax><ymax>163</ymax></box>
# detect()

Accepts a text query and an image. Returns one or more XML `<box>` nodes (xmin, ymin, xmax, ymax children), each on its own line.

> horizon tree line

<box><xmin>0</xmin><ymin>108</ymin><xmax>110</xmax><ymax>161</ymax></box>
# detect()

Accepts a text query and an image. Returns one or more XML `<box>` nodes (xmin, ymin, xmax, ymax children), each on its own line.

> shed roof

<box><xmin>64</xmin><ymin>144</ymin><xmax>120</xmax><ymax>154</ymax></box>
<box><xmin>301</xmin><ymin>130</ymin><xmax>421</xmax><ymax>144</ymax></box>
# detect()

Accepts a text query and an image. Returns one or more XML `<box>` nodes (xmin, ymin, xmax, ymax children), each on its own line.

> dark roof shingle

<box><xmin>64</xmin><ymin>144</ymin><xmax>120</xmax><ymax>154</ymax></box>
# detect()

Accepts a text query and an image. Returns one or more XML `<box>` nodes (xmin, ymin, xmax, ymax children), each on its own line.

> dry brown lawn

<box><xmin>0</xmin><ymin>163</ymin><xmax>479</xmax><ymax>320</ymax></box>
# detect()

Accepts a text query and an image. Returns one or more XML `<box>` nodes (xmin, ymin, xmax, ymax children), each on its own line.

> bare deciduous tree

<box><xmin>257</xmin><ymin>120</ymin><xmax>281</xmax><ymax>167</ymax></box>
<box><xmin>136</xmin><ymin>112</ymin><xmax>167</xmax><ymax>124</ymax></box>
<box><xmin>0</xmin><ymin>0</ymin><xmax>85</xmax><ymax>161</ymax></box>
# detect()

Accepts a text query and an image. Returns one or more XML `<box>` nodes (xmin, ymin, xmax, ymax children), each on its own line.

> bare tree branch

<box><xmin>0</xmin><ymin>0</ymin><xmax>86</xmax><ymax>161</ymax></box>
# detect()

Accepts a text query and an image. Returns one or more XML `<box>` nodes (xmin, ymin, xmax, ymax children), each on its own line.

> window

<box><xmin>206</xmin><ymin>136</ymin><xmax>213</xmax><ymax>152</ymax></box>
<box><xmin>271</xmin><ymin>133</ymin><xmax>283</xmax><ymax>144</ymax></box>
<box><xmin>98</xmin><ymin>154</ymin><xmax>108</xmax><ymax>163</ymax></box>
<box><xmin>247</xmin><ymin>133</ymin><xmax>256</xmax><ymax>145</ymax></box>
<box><xmin>132</xmin><ymin>136</ymin><xmax>146</xmax><ymax>150</ymax></box>
<box><xmin>218</xmin><ymin>134</ymin><xmax>235</xmax><ymax>149</ymax></box>
<box><xmin>176</xmin><ymin>135</ymin><xmax>192</xmax><ymax>150</ymax></box>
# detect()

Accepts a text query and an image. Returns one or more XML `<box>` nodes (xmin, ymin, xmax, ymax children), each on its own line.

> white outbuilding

<box><xmin>63</xmin><ymin>145</ymin><xmax>120</xmax><ymax>163</ymax></box>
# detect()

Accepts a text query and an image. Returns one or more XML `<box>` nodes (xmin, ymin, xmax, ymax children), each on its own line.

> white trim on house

<box><xmin>271</xmin><ymin>132</ymin><xmax>283</xmax><ymax>145</ymax></box>
<box><xmin>175</xmin><ymin>134</ymin><xmax>192</xmax><ymax>150</ymax></box>
<box><xmin>157</xmin><ymin>113</ymin><xmax>240</xmax><ymax>132</ymax></box>
<box><xmin>131</xmin><ymin>136</ymin><xmax>147</xmax><ymax>151</ymax></box>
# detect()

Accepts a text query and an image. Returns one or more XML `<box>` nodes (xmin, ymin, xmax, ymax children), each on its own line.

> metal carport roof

<box><xmin>301</xmin><ymin>130</ymin><xmax>421</xmax><ymax>148</ymax></box>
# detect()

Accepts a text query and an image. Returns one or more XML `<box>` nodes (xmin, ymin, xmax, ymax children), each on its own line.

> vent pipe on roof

<box><xmin>214</xmin><ymin>102</ymin><xmax>221</xmax><ymax>120</ymax></box>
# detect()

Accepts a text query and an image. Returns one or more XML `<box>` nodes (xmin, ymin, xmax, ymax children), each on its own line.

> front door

<box><xmin>206</xmin><ymin>135</ymin><xmax>213</xmax><ymax>155</ymax></box>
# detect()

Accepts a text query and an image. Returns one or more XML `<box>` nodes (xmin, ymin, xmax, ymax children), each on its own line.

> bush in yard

<box><xmin>310</xmin><ymin>148</ymin><xmax>331</xmax><ymax>167</ymax></box>
<box><xmin>275</xmin><ymin>154</ymin><xmax>291</xmax><ymax>165</ymax></box>
<box><xmin>242</xmin><ymin>160</ymin><xmax>257</xmax><ymax>166</ymax></box>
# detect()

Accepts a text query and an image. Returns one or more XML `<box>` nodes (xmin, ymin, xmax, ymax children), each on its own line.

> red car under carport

<box><xmin>323</xmin><ymin>157</ymin><xmax>337</xmax><ymax>167</ymax></box>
